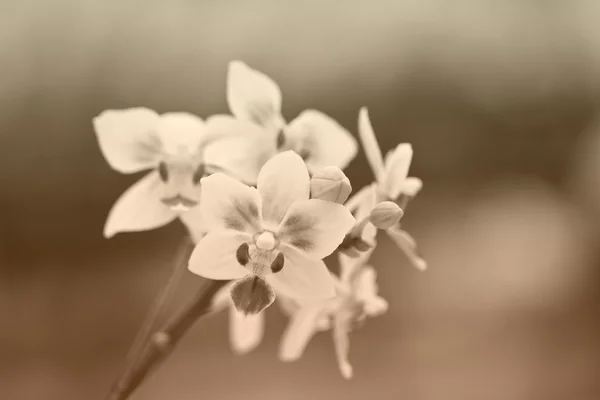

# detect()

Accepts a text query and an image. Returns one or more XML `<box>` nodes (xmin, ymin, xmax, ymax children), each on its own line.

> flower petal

<box><xmin>178</xmin><ymin>204</ymin><xmax>207</xmax><ymax>244</ymax></box>
<box><xmin>277</xmin><ymin>199</ymin><xmax>355</xmax><ymax>259</ymax></box>
<box><xmin>211</xmin><ymin>283</ymin><xmax>233</xmax><ymax>313</ymax></box>
<box><xmin>386</xmin><ymin>226</ymin><xmax>427</xmax><ymax>271</ymax></box>
<box><xmin>203</xmin><ymin>119</ymin><xmax>277</xmax><ymax>185</ymax></box>
<box><xmin>230</xmin><ymin>275</ymin><xmax>276</xmax><ymax>315</ymax></box>
<box><xmin>333</xmin><ymin>317</ymin><xmax>353</xmax><ymax>379</ymax></box>
<box><xmin>93</xmin><ymin>108</ymin><xmax>162</xmax><ymax>174</ymax></box>
<box><xmin>267</xmin><ymin>245</ymin><xmax>336</xmax><ymax>300</ymax></box>
<box><xmin>358</xmin><ymin>107</ymin><xmax>385</xmax><ymax>182</ymax></box>
<box><xmin>227</xmin><ymin>61</ymin><xmax>284</xmax><ymax>129</ymax></box>
<box><xmin>188</xmin><ymin>231</ymin><xmax>251</xmax><ymax>279</ymax></box>
<box><xmin>257</xmin><ymin>151</ymin><xmax>310</xmax><ymax>226</ymax></box>
<box><xmin>229</xmin><ymin>306</ymin><xmax>265</xmax><ymax>354</ymax></box>
<box><xmin>344</xmin><ymin>184</ymin><xmax>377</xmax><ymax>215</ymax></box>
<box><xmin>199</xmin><ymin>173</ymin><xmax>262</xmax><ymax>233</ymax></box>
<box><xmin>103</xmin><ymin>171</ymin><xmax>177</xmax><ymax>238</ymax></box>
<box><xmin>279</xmin><ymin>304</ymin><xmax>328</xmax><ymax>361</ymax></box>
<box><xmin>383</xmin><ymin>143</ymin><xmax>413</xmax><ymax>199</ymax></box>
<box><xmin>403</xmin><ymin>177</ymin><xmax>423</xmax><ymax>197</ymax></box>
<box><xmin>156</xmin><ymin>112</ymin><xmax>206</xmax><ymax>156</ymax></box>
<box><xmin>338</xmin><ymin>224</ymin><xmax>377</xmax><ymax>283</ymax></box>
<box><xmin>284</xmin><ymin>110</ymin><xmax>358</xmax><ymax>171</ymax></box>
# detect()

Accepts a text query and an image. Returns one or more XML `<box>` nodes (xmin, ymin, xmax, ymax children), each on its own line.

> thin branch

<box><xmin>105</xmin><ymin>278</ymin><xmax>228</xmax><ymax>400</ymax></box>
<box><xmin>122</xmin><ymin>237</ymin><xmax>192</xmax><ymax>376</ymax></box>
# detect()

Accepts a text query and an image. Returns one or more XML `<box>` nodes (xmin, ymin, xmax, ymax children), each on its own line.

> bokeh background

<box><xmin>3</xmin><ymin>0</ymin><xmax>600</xmax><ymax>399</ymax></box>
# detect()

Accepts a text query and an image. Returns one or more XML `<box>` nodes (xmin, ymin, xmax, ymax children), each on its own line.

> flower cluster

<box><xmin>94</xmin><ymin>61</ymin><xmax>426</xmax><ymax>380</ymax></box>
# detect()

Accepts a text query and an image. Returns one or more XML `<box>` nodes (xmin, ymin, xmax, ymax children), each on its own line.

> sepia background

<box><xmin>2</xmin><ymin>0</ymin><xmax>600</xmax><ymax>399</ymax></box>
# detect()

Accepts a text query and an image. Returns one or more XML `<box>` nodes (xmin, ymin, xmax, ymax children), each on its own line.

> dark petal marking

<box><xmin>249</xmin><ymin>103</ymin><xmax>275</xmax><ymax>126</ymax></box>
<box><xmin>158</xmin><ymin>161</ymin><xmax>169</xmax><ymax>182</ymax></box>
<box><xmin>236</xmin><ymin>242</ymin><xmax>250</xmax><ymax>266</ymax></box>
<box><xmin>191</xmin><ymin>164</ymin><xmax>205</xmax><ymax>185</ymax></box>
<box><xmin>282</xmin><ymin>213</ymin><xmax>315</xmax><ymax>234</ymax></box>
<box><xmin>224</xmin><ymin>198</ymin><xmax>260</xmax><ymax>231</ymax></box>
<box><xmin>270</xmin><ymin>252</ymin><xmax>285</xmax><ymax>273</ymax></box>
<box><xmin>276</xmin><ymin>130</ymin><xmax>286</xmax><ymax>149</ymax></box>
<box><xmin>289</xmin><ymin>237</ymin><xmax>314</xmax><ymax>252</ymax></box>
<box><xmin>353</xmin><ymin>238</ymin><xmax>372</xmax><ymax>252</ymax></box>
<box><xmin>230</xmin><ymin>275</ymin><xmax>276</xmax><ymax>316</ymax></box>
<box><xmin>161</xmin><ymin>194</ymin><xmax>198</xmax><ymax>208</ymax></box>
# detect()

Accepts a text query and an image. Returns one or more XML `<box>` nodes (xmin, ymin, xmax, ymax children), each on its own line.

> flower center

<box><xmin>236</xmin><ymin>241</ymin><xmax>285</xmax><ymax>277</ymax></box>
<box><xmin>255</xmin><ymin>231</ymin><xmax>276</xmax><ymax>250</ymax></box>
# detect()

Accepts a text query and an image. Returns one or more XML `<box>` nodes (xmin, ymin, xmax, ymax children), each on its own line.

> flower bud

<box><xmin>369</xmin><ymin>201</ymin><xmax>404</xmax><ymax>229</ymax></box>
<box><xmin>310</xmin><ymin>166</ymin><xmax>352</xmax><ymax>204</ymax></box>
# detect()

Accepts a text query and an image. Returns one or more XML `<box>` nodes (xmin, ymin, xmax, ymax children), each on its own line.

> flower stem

<box><xmin>121</xmin><ymin>237</ymin><xmax>193</xmax><ymax>380</ymax></box>
<box><xmin>105</xmin><ymin>278</ymin><xmax>227</xmax><ymax>400</ymax></box>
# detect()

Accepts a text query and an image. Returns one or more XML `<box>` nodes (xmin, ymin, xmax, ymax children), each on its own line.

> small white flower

<box><xmin>93</xmin><ymin>108</ymin><xmax>272</xmax><ymax>239</ymax></box>
<box><xmin>278</xmin><ymin>263</ymin><xmax>388</xmax><ymax>380</ymax></box>
<box><xmin>225</xmin><ymin>61</ymin><xmax>358</xmax><ymax>171</ymax></box>
<box><xmin>187</xmin><ymin>151</ymin><xmax>356</xmax><ymax>315</ymax></box>
<box><xmin>349</xmin><ymin>107</ymin><xmax>427</xmax><ymax>271</ymax></box>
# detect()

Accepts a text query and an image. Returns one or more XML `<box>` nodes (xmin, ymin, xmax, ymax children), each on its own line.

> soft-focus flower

<box><xmin>224</xmin><ymin>61</ymin><xmax>358</xmax><ymax>171</ymax></box>
<box><xmin>350</xmin><ymin>107</ymin><xmax>427</xmax><ymax>271</ymax></box>
<box><xmin>93</xmin><ymin>108</ymin><xmax>271</xmax><ymax>239</ymax></box>
<box><xmin>188</xmin><ymin>151</ymin><xmax>355</xmax><ymax>315</ymax></box>
<box><xmin>278</xmin><ymin>260</ymin><xmax>388</xmax><ymax>379</ymax></box>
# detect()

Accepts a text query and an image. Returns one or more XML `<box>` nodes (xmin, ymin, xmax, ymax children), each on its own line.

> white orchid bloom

<box><xmin>224</xmin><ymin>61</ymin><xmax>358</xmax><ymax>172</ymax></box>
<box><xmin>278</xmin><ymin>262</ymin><xmax>388</xmax><ymax>380</ymax></box>
<box><xmin>93</xmin><ymin>108</ymin><xmax>272</xmax><ymax>240</ymax></box>
<box><xmin>350</xmin><ymin>107</ymin><xmax>427</xmax><ymax>271</ymax></box>
<box><xmin>187</xmin><ymin>151</ymin><xmax>355</xmax><ymax>315</ymax></box>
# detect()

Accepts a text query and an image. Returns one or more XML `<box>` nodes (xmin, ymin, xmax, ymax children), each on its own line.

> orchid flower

<box><xmin>187</xmin><ymin>151</ymin><xmax>355</xmax><ymax>315</ymax></box>
<box><xmin>223</xmin><ymin>61</ymin><xmax>358</xmax><ymax>172</ymax></box>
<box><xmin>93</xmin><ymin>108</ymin><xmax>272</xmax><ymax>240</ymax></box>
<box><xmin>278</xmin><ymin>259</ymin><xmax>388</xmax><ymax>379</ymax></box>
<box><xmin>347</xmin><ymin>107</ymin><xmax>427</xmax><ymax>271</ymax></box>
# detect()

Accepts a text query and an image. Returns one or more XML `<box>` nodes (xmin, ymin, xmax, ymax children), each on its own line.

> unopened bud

<box><xmin>369</xmin><ymin>201</ymin><xmax>404</xmax><ymax>229</ymax></box>
<box><xmin>310</xmin><ymin>166</ymin><xmax>352</xmax><ymax>204</ymax></box>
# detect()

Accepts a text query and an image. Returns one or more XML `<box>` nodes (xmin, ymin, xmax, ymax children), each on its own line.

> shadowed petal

<box><xmin>278</xmin><ymin>199</ymin><xmax>355</xmax><ymax>259</ymax></box>
<box><xmin>358</xmin><ymin>107</ymin><xmax>385</xmax><ymax>182</ymax></box>
<box><xmin>200</xmin><ymin>173</ymin><xmax>262</xmax><ymax>233</ymax></box>
<box><xmin>257</xmin><ymin>151</ymin><xmax>310</xmax><ymax>226</ymax></box>
<box><xmin>383</xmin><ymin>143</ymin><xmax>413</xmax><ymax>199</ymax></box>
<box><xmin>211</xmin><ymin>283</ymin><xmax>233</xmax><ymax>313</ymax></box>
<box><xmin>338</xmin><ymin>223</ymin><xmax>377</xmax><ymax>283</ymax></box>
<box><xmin>227</xmin><ymin>61</ymin><xmax>284</xmax><ymax>129</ymax></box>
<box><xmin>203</xmin><ymin>121</ymin><xmax>277</xmax><ymax>185</ymax></box>
<box><xmin>285</xmin><ymin>110</ymin><xmax>358</xmax><ymax>170</ymax></box>
<box><xmin>178</xmin><ymin>204</ymin><xmax>207</xmax><ymax>244</ymax></box>
<box><xmin>402</xmin><ymin>177</ymin><xmax>423</xmax><ymax>197</ymax></box>
<box><xmin>230</xmin><ymin>275</ymin><xmax>276</xmax><ymax>315</ymax></box>
<box><xmin>333</xmin><ymin>317</ymin><xmax>353</xmax><ymax>379</ymax></box>
<box><xmin>386</xmin><ymin>226</ymin><xmax>427</xmax><ymax>271</ymax></box>
<box><xmin>188</xmin><ymin>231</ymin><xmax>251</xmax><ymax>279</ymax></box>
<box><xmin>267</xmin><ymin>245</ymin><xmax>336</xmax><ymax>300</ymax></box>
<box><xmin>93</xmin><ymin>108</ymin><xmax>161</xmax><ymax>174</ymax></box>
<box><xmin>344</xmin><ymin>184</ymin><xmax>377</xmax><ymax>215</ymax></box>
<box><xmin>279</xmin><ymin>304</ymin><xmax>328</xmax><ymax>361</ymax></box>
<box><xmin>229</xmin><ymin>306</ymin><xmax>265</xmax><ymax>354</ymax></box>
<box><xmin>103</xmin><ymin>171</ymin><xmax>177</xmax><ymax>238</ymax></box>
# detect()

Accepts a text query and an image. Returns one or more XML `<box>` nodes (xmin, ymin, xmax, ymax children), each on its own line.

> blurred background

<box><xmin>2</xmin><ymin>0</ymin><xmax>600</xmax><ymax>399</ymax></box>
